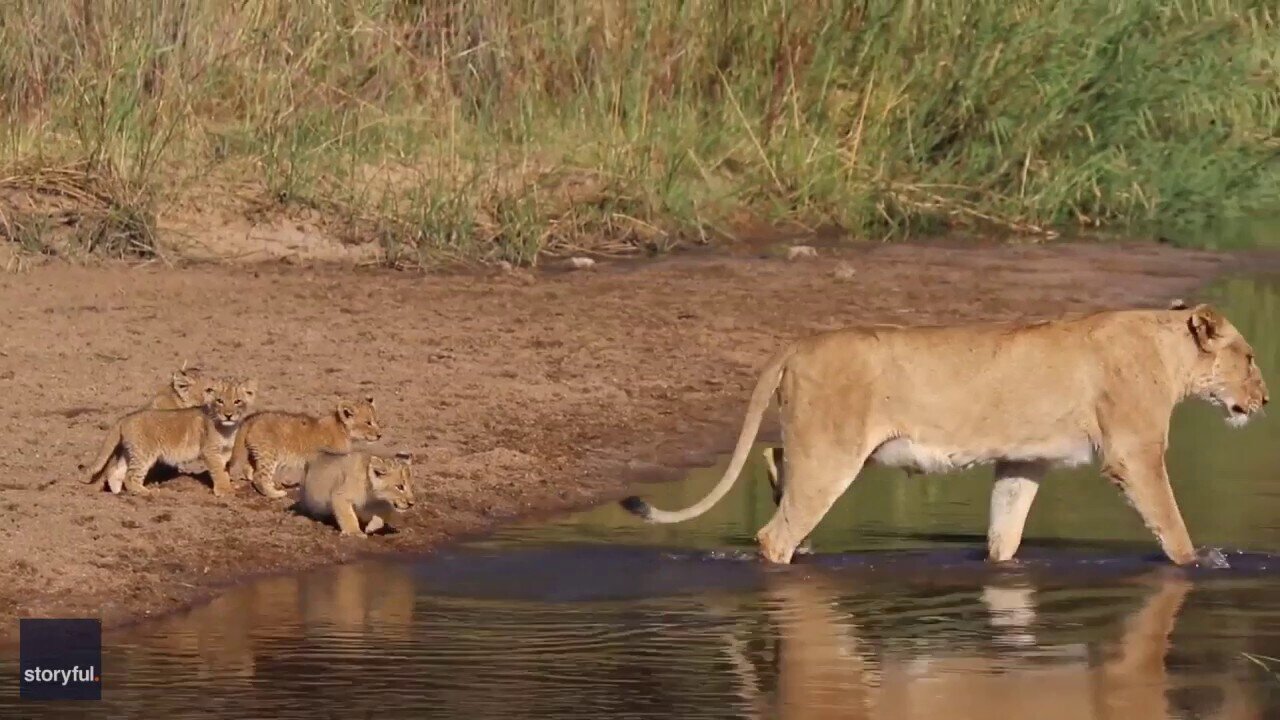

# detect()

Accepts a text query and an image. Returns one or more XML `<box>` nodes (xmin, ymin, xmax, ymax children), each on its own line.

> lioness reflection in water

<box><xmin>722</xmin><ymin>571</ymin><xmax>1262</xmax><ymax>720</ymax></box>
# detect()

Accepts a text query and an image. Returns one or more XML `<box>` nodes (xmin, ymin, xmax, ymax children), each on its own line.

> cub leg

<box><xmin>250</xmin><ymin>452</ymin><xmax>288</xmax><ymax>499</ymax></box>
<box><xmin>332</xmin><ymin>497</ymin><xmax>365</xmax><ymax>537</ymax></box>
<box><xmin>203</xmin><ymin>442</ymin><xmax>235</xmax><ymax>498</ymax></box>
<box><xmin>122</xmin><ymin>450</ymin><xmax>157</xmax><ymax>495</ymax></box>
<box><xmin>104</xmin><ymin>455</ymin><xmax>128</xmax><ymax>495</ymax></box>
<box><xmin>987</xmin><ymin>459</ymin><xmax>1047</xmax><ymax>562</ymax></box>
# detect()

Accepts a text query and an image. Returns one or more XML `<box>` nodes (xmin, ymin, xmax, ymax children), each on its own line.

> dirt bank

<box><xmin>0</xmin><ymin>240</ymin><xmax>1243</xmax><ymax>641</ymax></box>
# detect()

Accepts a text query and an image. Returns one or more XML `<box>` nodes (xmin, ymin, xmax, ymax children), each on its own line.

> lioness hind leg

<box><xmin>761</xmin><ymin>446</ymin><xmax>812</xmax><ymax>555</ymax></box>
<box><xmin>757</xmin><ymin>445</ymin><xmax>868</xmax><ymax>564</ymax></box>
<box><xmin>987</xmin><ymin>460</ymin><xmax>1047</xmax><ymax>563</ymax></box>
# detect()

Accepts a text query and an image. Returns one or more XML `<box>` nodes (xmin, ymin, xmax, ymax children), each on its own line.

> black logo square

<box><xmin>19</xmin><ymin>619</ymin><xmax>102</xmax><ymax>701</ymax></box>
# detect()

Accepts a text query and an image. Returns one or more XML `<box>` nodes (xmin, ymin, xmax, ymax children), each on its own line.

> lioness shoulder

<box><xmin>230</xmin><ymin>396</ymin><xmax>381</xmax><ymax>499</ymax></box>
<box><xmin>300</xmin><ymin>450</ymin><xmax>414</xmax><ymax>537</ymax></box>
<box><xmin>82</xmin><ymin>376</ymin><xmax>258</xmax><ymax>496</ymax></box>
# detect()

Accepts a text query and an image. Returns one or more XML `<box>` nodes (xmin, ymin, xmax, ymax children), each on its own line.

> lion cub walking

<box><xmin>230</xmin><ymin>397</ymin><xmax>381</xmax><ymax>499</ymax></box>
<box><xmin>147</xmin><ymin>365</ymin><xmax>208</xmax><ymax>410</ymax></box>
<box><xmin>300</xmin><ymin>450</ymin><xmax>414</xmax><ymax>537</ymax></box>
<box><xmin>82</xmin><ymin>377</ymin><xmax>258</xmax><ymax>496</ymax></box>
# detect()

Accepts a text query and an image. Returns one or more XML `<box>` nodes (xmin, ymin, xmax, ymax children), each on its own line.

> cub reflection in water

<box><xmin>723</xmin><ymin>571</ymin><xmax>1262</xmax><ymax>720</ymax></box>
<box><xmin>126</xmin><ymin>562</ymin><xmax>416</xmax><ymax>681</ymax></box>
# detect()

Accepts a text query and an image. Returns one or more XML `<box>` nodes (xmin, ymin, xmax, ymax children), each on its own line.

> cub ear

<box><xmin>171</xmin><ymin>370</ymin><xmax>192</xmax><ymax>389</ymax></box>
<box><xmin>394</xmin><ymin>451</ymin><xmax>413</xmax><ymax>466</ymax></box>
<box><xmin>241</xmin><ymin>378</ymin><xmax>258</xmax><ymax>397</ymax></box>
<box><xmin>1188</xmin><ymin>304</ymin><xmax>1229</xmax><ymax>353</ymax></box>
<box><xmin>202</xmin><ymin>385</ymin><xmax>218</xmax><ymax>400</ymax></box>
<box><xmin>338</xmin><ymin>401</ymin><xmax>356</xmax><ymax>420</ymax></box>
<box><xmin>365</xmin><ymin>395</ymin><xmax>376</xmax><ymax>407</ymax></box>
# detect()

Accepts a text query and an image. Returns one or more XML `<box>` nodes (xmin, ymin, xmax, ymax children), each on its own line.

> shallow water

<box><xmin>6</xmin><ymin>276</ymin><xmax>1280</xmax><ymax>718</ymax></box>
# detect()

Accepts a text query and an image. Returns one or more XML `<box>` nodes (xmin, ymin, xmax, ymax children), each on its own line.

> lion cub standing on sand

<box><xmin>82</xmin><ymin>377</ymin><xmax>258</xmax><ymax>496</ymax></box>
<box><xmin>147</xmin><ymin>365</ymin><xmax>208</xmax><ymax>410</ymax></box>
<box><xmin>300</xmin><ymin>450</ymin><xmax>415</xmax><ymax>537</ymax></box>
<box><xmin>229</xmin><ymin>396</ymin><xmax>382</xmax><ymax>499</ymax></box>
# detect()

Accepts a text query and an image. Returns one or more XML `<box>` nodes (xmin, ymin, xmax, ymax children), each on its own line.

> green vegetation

<box><xmin>1</xmin><ymin>0</ymin><xmax>1277</xmax><ymax>266</ymax></box>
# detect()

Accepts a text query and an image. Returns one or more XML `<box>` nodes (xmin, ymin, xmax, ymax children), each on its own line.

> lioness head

<box><xmin>337</xmin><ymin>395</ymin><xmax>382</xmax><ymax>442</ymax></box>
<box><xmin>368</xmin><ymin>453</ymin><xmax>415</xmax><ymax>510</ymax></box>
<box><xmin>203</xmin><ymin>377</ymin><xmax>258</xmax><ymax>429</ymax></box>
<box><xmin>1183</xmin><ymin>303</ymin><xmax>1269</xmax><ymax>427</ymax></box>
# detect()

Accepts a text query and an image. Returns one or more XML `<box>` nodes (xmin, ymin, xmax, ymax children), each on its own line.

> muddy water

<box><xmin>6</xmin><ymin>276</ymin><xmax>1280</xmax><ymax>718</ymax></box>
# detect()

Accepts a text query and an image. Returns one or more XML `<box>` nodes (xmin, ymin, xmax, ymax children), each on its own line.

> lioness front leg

<box><xmin>987</xmin><ymin>460</ymin><xmax>1046</xmax><ymax>563</ymax></box>
<box><xmin>1101</xmin><ymin>440</ymin><xmax>1196</xmax><ymax>566</ymax></box>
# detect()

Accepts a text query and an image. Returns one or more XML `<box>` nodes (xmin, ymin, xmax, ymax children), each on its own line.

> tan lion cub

<box><xmin>82</xmin><ymin>377</ymin><xmax>258</xmax><ymax>496</ymax></box>
<box><xmin>300</xmin><ymin>450</ymin><xmax>414</xmax><ymax>537</ymax></box>
<box><xmin>229</xmin><ymin>396</ymin><xmax>382</xmax><ymax>499</ymax></box>
<box><xmin>147</xmin><ymin>365</ymin><xmax>208</xmax><ymax>410</ymax></box>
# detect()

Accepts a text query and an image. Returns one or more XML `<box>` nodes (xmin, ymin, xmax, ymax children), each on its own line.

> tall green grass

<box><xmin>1</xmin><ymin>0</ymin><xmax>1277</xmax><ymax>265</ymax></box>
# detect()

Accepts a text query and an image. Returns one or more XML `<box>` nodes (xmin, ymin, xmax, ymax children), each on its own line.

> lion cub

<box><xmin>147</xmin><ymin>365</ymin><xmax>208</xmax><ymax>410</ymax></box>
<box><xmin>82</xmin><ymin>377</ymin><xmax>258</xmax><ymax>496</ymax></box>
<box><xmin>230</xmin><ymin>396</ymin><xmax>382</xmax><ymax>499</ymax></box>
<box><xmin>300</xmin><ymin>450</ymin><xmax>414</xmax><ymax>537</ymax></box>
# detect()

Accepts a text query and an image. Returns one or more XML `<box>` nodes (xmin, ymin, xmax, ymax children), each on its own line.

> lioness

<box><xmin>82</xmin><ymin>377</ymin><xmax>258</xmax><ymax>496</ymax></box>
<box><xmin>229</xmin><ymin>396</ymin><xmax>381</xmax><ymax>499</ymax></box>
<box><xmin>622</xmin><ymin>302</ymin><xmax>1268</xmax><ymax>566</ymax></box>
<box><xmin>300</xmin><ymin>450</ymin><xmax>414</xmax><ymax>537</ymax></box>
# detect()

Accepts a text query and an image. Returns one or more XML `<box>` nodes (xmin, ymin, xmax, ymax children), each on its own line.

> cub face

<box><xmin>203</xmin><ymin>378</ymin><xmax>258</xmax><ymax>429</ymax></box>
<box><xmin>337</xmin><ymin>396</ymin><xmax>382</xmax><ymax>442</ymax></box>
<box><xmin>367</xmin><ymin>454</ymin><xmax>414</xmax><ymax>510</ymax></box>
<box><xmin>169</xmin><ymin>366</ymin><xmax>208</xmax><ymax>406</ymax></box>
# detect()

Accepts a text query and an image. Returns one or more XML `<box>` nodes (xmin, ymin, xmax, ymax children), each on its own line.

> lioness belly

<box><xmin>868</xmin><ymin>437</ymin><xmax>1094</xmax><ymax>474</ymax></box>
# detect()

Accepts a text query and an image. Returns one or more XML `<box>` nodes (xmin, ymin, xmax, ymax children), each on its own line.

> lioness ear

<box><xmin>1169</xmin><ymin>298</ymin><xmax>1189</xmax><ymax>311</ymax></box>
<box><xmin>365</xmin><ymin>395</ymin><xmax>375</xmax><ymax>407</ymax></box>
<box><xmin>171</xmin><ymin>370</ymin><xmax>192</xmax><ymax>389</ymax></box>
<box><xmin>1188</xmin><ymin>304</ymin><xmax>1229</xmax><ymax>352</ymax></box>
<box><xmin>394</xmin><ymin>451</ymin><xmax>413</xmax><ymax>466</ymax></box>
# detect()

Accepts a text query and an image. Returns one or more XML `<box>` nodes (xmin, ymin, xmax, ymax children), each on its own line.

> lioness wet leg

<box><xmin>987</xmin><ymin>460</ymin><xmax>1047</xmax><ymax>562</ymax></box>
<box><xmin>756</xmin><ymin>439</ymin><xmax>870</xmax><ymax>564</ymax></box>
<box><xmin>1100</xmin><ymin>436</ymin><xmax>1196</xmax><ymax>565</ymax></box>
<box><xmin>762</xmin><ymin>446</ymin><xmax>813</xmax><ymax>555</ymax></box>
